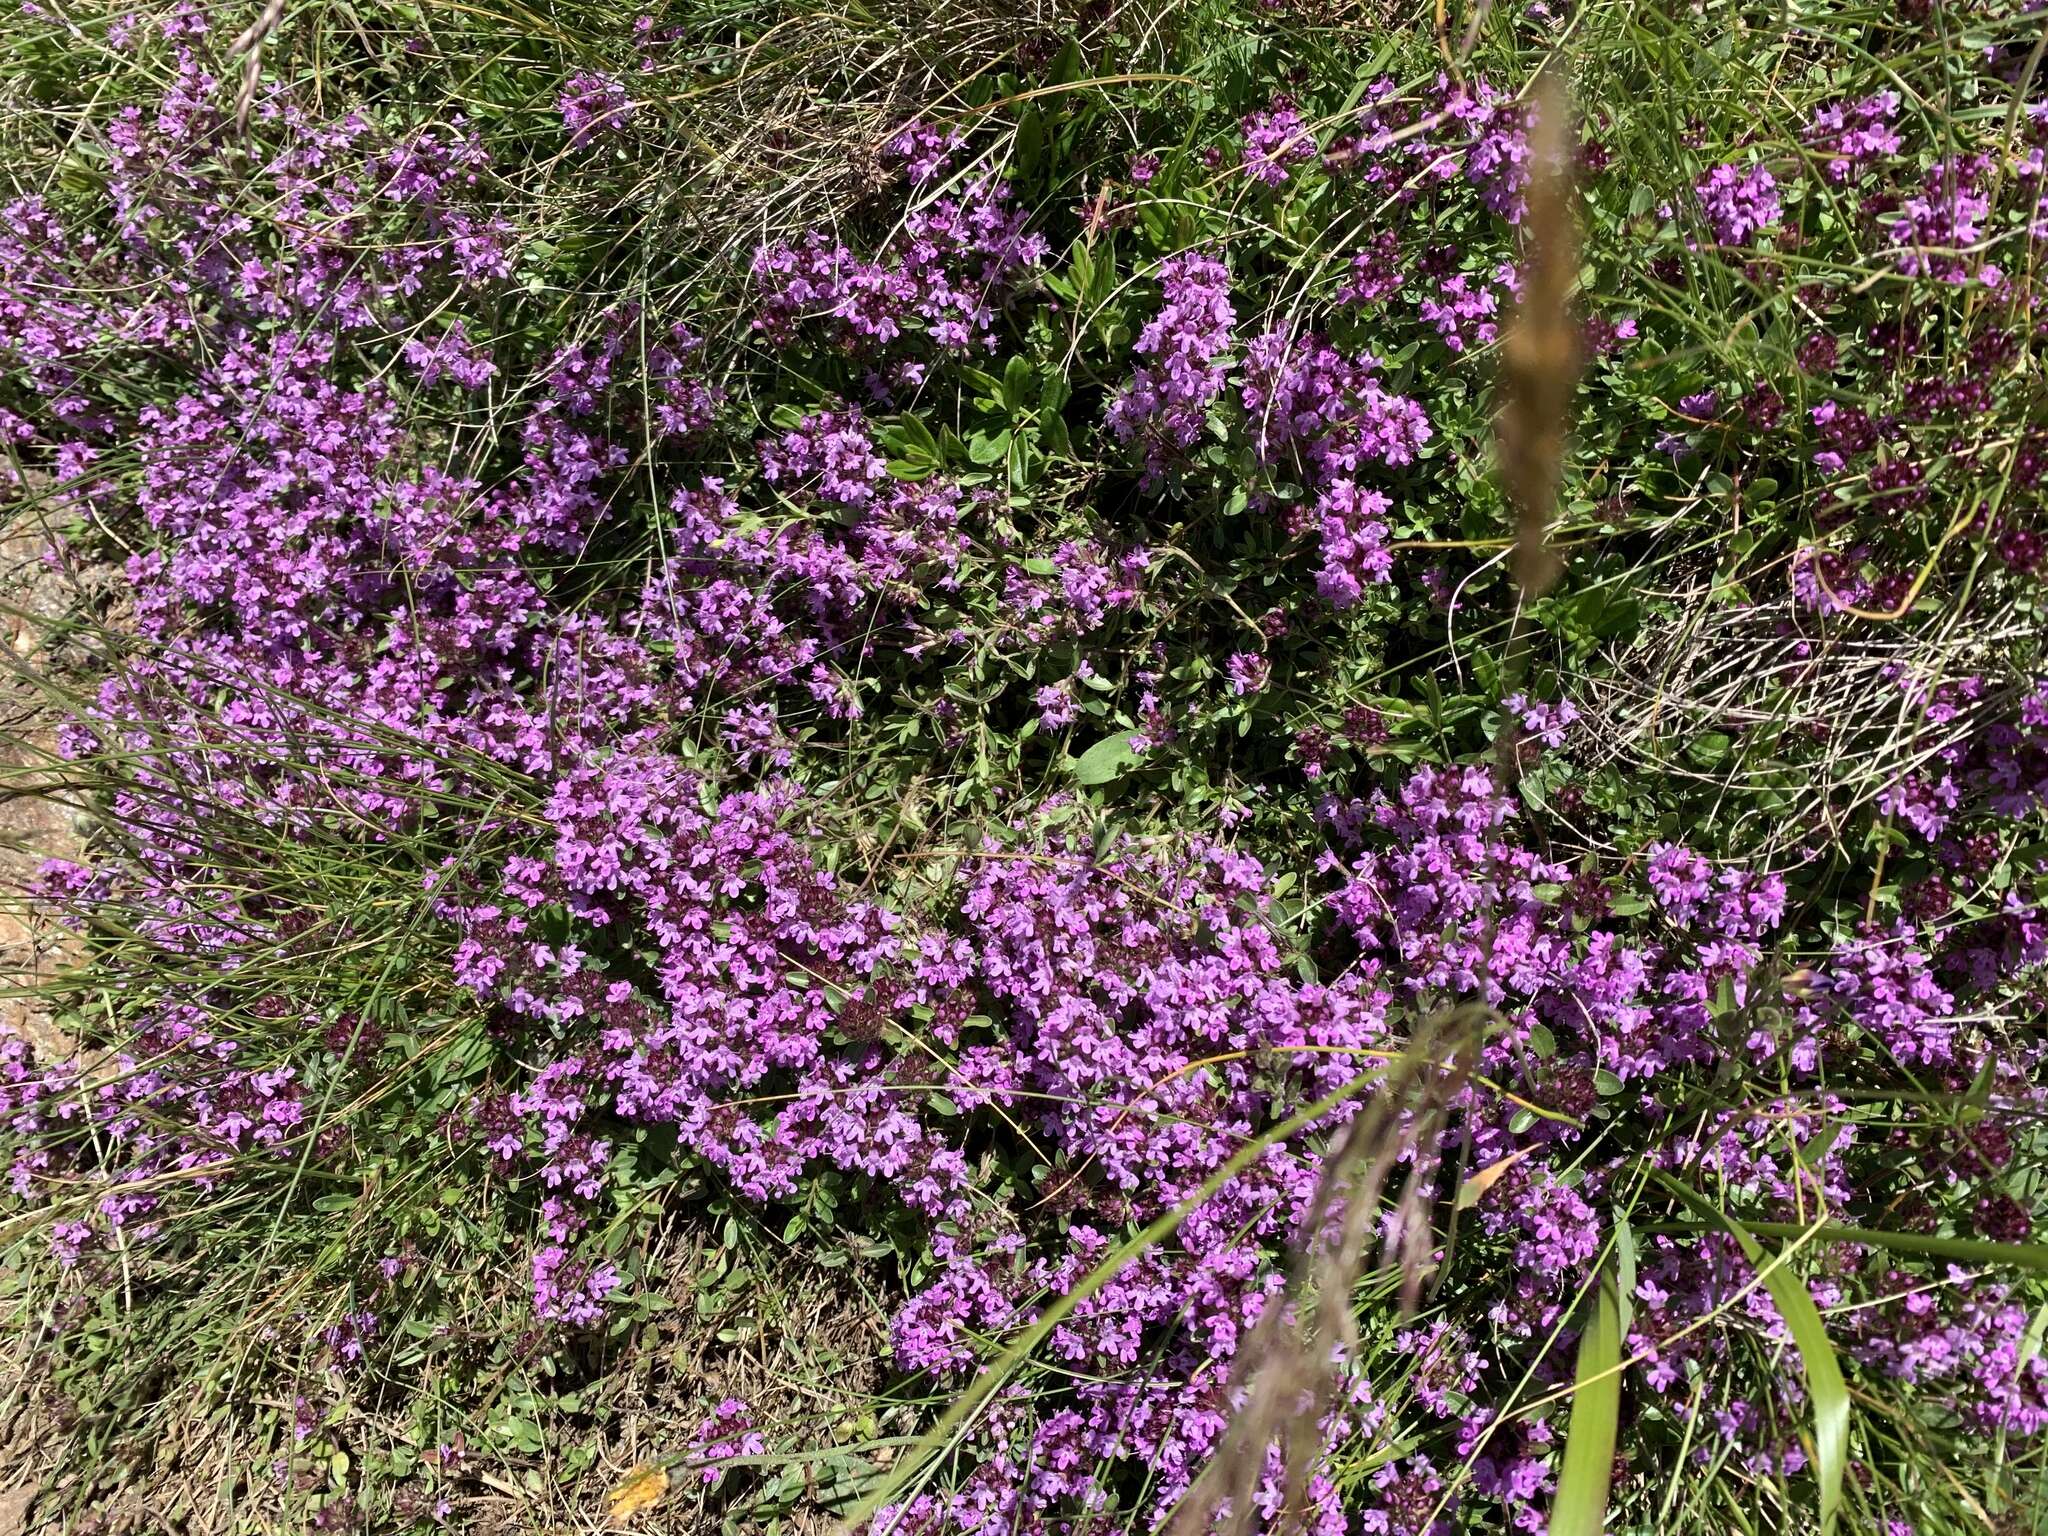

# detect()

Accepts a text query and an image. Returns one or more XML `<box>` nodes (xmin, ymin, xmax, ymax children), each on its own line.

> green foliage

<box><xmin>2</xmin><ymin>1</ymin><xmax>2046</xmax><ymax>1533</ymax></box>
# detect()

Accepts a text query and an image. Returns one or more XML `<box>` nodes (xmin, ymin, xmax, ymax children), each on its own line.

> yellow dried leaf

<box><xmin>1456</xmin><ymin>1148</ymin><xmax>1532</xmax><ymax>1211</ymax></box>
<box><xmin>607</xmin><ymin>1462</ymin><xmax>670</xmax><ymax>1521</ymax></box>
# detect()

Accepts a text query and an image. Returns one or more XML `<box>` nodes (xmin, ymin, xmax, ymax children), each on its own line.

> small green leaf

<box><xmin>1002</xmin><ymin>355</ymin><xmax>1035</xmax><ymax>414</ymax></box>
<box><xmin>1687</xmin><ymin>732</ymin><xmax>1733</xmax><ymax>767</ymax></box>
<box><xmin>1710</xmin><ymin>974</ymin><xmax>1737</xmax><ymax>1017</ymax></box>
<box><xmin>1069</xmin><ymin>243</ymin><xmax>1096</xmax><ymax>303</ymax></box>
<box><xmin>895</xmin><ymin>411</ymin><xmax>940</xmax><ymax>462</ymax></box>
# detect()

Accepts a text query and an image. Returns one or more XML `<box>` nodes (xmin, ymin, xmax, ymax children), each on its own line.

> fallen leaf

<box><xmin>606</xmin><ymin>1462</ymin><xmax>669</xmax><ymax>1521</ymax></box>
<box><xmin>1456</xmin><ymin>1148</ymin><xmax>1533</xmax><ymax>1210</ymax></box>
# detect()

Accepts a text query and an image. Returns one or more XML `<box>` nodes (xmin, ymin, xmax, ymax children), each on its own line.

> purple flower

<box><xmin>531</xmin><ymin>1244</ymin><xmax>620</xmax><ymax>1326</ymax></box>
<box><xmin>1417</xmin><ymin>270</ymin><xmax>1502</xmax><ymax>352</ymax></box>
<box><xmin>1891</xmin><ymin>155</ymin><xmax>1996</xmax><ymax>285</ymax></box>
<box><xmin>1106</xmin><ymin>250</ymin><xmax>1235</xmax><ymax>481</ymax></box>
<box><xmin>402</xmin><ymin>321</ymin><xmax>497</xmax><ymax>390</ymax></box>
<box><xmin>1501</xmin><ymin>692</ymin><xmax>1579</xmax><ymax>750</ymax></box>
<box><xmin>884</xmin><ymin>120</ymin><xmax>962</xmax><ymax>184</ymax></box>
<box><xmin>690</xmin><ymin>1399</ymin><xmax>767</xmax><ymax>1486</ymax></box>
<box><xmin>1035</xmin><ymin>680</ymin><xmax>1079</xmax><ymax>729</ymax></box>
<box><xmin>1695</xmin><ymin>161</ymin><xmax>1782</xmax><ymax>245</ymax></box>
<box><xmin>1337</xmin><ymin>232</ymin><xmax>1402</xmax><ymax>307</ymax></box>
<box><xmin>1225</xmin><ymin>651</ymin><xmax>1270</xmax><ymax>694</ymax></box>
<box><xmin>1645</xmin><ymin>842</ymin><xmax>1714</xmax><ymax>923</ymax></box>
<box><xmin>558</xmin><ymin>72</ymin><xmax>634</xmax><ymax>147</ymax></box>
<box><xmin>1241</xmin><ymin>96</ymin><xmax>1315</xmax><ymax>186</ymax></box>
<box><xmin>1314</xmin><ymin>480</ymin><xmax>1395</xmax><ymax>606</ymax></box>
<box><xmin>1805</xmin><ymin>92</ymin><xmax>1902</xmax><ymax>182</ymax></box>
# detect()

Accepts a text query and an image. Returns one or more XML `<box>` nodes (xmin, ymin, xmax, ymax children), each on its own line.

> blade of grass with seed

<box><xmin>1653</xmin><ymin>1172</ymin><xmax>1849</xmax><ymax>1535</ymax></box>
<box><xmin>838</xmin><ymin>1061</ymin><xmax>1396</xmax><ymax>1534</ymax></box>
<box><xmin>1644</xmin><ymin>1220</ymin><xmax>2048</xmax><ymax>1272</ymax></box>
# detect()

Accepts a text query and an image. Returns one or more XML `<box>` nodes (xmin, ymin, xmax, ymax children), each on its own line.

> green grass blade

<box><xmin>1653</xmin><ymin>1174</ymin><xmax>1850</xmax><ymax>1535</ymax></box>
<box><xmin>1550</xmin><ymin>1264</ymin><xmax>1623</xmax><ymax>1536</ymax></box>
<box><xmin>1647</xmin><ymin>1219</ymin><xmax>2048</xmax><ymax>1272</ymax></box>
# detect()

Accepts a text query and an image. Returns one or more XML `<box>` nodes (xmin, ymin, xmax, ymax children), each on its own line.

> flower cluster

<box><xmin>1241</xmin><ymin>95</ymin><xmax>1317</xmax><ymax>185</ymax></box>
<box><xmin>559</xmin><ymin>71</ymin><xmax>635</xmax><ymax>146</ymax></box>
<box><xmin>750</xmin><ymin>128</ymin><xmax>1048</xmax><ymax>358</ymax></box>
<box><xmin>1695</xmin><ymin>161</ymin><xmax>1783</xmax><ymax>245</ymax></box>
<box><xmin>1105</xmin><ymin>249</ymin><xmax>1237</xmax><ymax>480</ymax></box>
<box><xmin>1</xmin><ymin>21</ymin><xmax>2046</xmax><ymax>1536</ymax></box>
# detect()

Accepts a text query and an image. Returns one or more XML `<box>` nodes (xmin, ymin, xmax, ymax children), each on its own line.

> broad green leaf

<box><xmin>966</xmin><ymin>429</ymin><xmax>1010</xmax><ymax>466</ymax></box>
<box><xmin>894</xmin><ymin>411</ymin><xmax>940</xmax><ymax>463</ymax></box>
<box><xmin>1550</xmin><ymin>1264</ymin><xmax>1623</xmax><ymax>1536</ymax></box>
<box><xmin>1069</xmin><ymin>242</ymin><xmax>1096</xmax><ymax>303</ymax></box>
<box><xmin>1015</xmin><ymin>106</ymin><xmax>1043</xmax><ymax>178</ymax></box>
<box><xmin>1002</xmin><ymin>355</ymin><xmax>1035</xmax><ymax>414</ymax></box>
<box><xmin>1068</xmin><ymin>731</ymin><xmax>1139</xmax><ymax>786</ymax></box>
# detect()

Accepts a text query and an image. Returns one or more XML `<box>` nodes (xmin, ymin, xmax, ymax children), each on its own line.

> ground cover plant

<box><xmin>2</xmin><ymin>0</ymin><xmax>2048</xmax><ymax>1531</ymax></box>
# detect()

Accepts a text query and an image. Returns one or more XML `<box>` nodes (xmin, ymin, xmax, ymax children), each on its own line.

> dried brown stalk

<box><xmin>229</xmin><ymin>0</ymin><xmax>288</xmax><ymax>135</ymax></box>
<box><xmin>1496</xmin><ymin>66</ymin><xmax>1580</xmax><ymax>604</ymax></box>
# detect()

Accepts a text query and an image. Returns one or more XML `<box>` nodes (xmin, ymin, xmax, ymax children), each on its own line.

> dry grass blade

<box><xmin>1570</xmin><ymin>588</ymin><xmax>2024</xmax><ymax>856</ymax></box>
<box><xmin>227</xmin><ymin>0</ymin><xmax>289</xmax><ymax>135</ymax></box>
<box><xmin>1495</xmin><ymin>65</ymin><xmax>1579</xmax><ymax>603</ymax></box>
<box><xmin>227</xmin><ymin>0</ymin><xmax>288</xmax><ymax>58</ymax></box>
<box><xmin>836</xmin><ymin>1059</ymin><xmax>1402</xmax><ymax>1534</ymax></box>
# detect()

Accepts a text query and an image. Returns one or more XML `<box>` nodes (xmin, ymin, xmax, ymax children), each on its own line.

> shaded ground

<box><xmin>0</xmin><ymin>511</ymin><xmax>88</xmax><ymax>1536</ymax></box>
<box><xmin>0</xmin><ymin>511</ymin><xmax>96</xmax><ymax>1061</ymax></box>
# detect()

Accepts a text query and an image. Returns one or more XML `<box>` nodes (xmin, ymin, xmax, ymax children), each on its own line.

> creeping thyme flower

<box><xmin>1805</xmin><ymin>91</ymin><xmax>1902</xmax><ymax>182</ymax></box>
<box><xmin>1106</xmin><ymin>249</ymin><xmax>1235</xmax><ymax>480</ymax></box>
<box><xmin>1241</xmin><ymin>95</ymin><xmax>1316</xmax><ymax>185</ymax></box>
<box><xmin>2</xmin><ymin>39</ymin><xmax>2047</xmax><ymax>1535</ymax></box>
<box><xmin>1225</xmin><ymin>650</ymin><xmax>1270</xmax><ymax>694</ymax></box>
<box><xmin>1695</xmin><ymin>161</ymin><xmax>1782</xmax><ymax>245</ymax></box>
<box><xmin>558</xmin><ymin>72</ymin><xmax>634</xmax><ymax>147</ymax></box>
